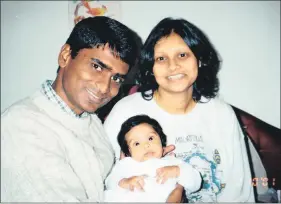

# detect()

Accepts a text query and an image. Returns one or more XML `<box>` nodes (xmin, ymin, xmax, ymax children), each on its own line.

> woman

<box><xmin>104</xmin><ymin>17</ymin><xmax>255</xmax><ymax>202</ymax></box>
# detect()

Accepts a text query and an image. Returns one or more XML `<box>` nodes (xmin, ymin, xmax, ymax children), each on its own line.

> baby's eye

<box><xmin>148</xmin><ymin>136</ymin><xmax>154</xmax><ymax>141</ymax></box>
<box><xmin>179</xmin><ymin>53</ymin><xmax>187</xmax><ymax>58</ymax></box>
<box><xmin>92</xmin><ymin>63</ymin><xmax>102</xmax><ymax>71</ymax></box>
<box><xmin>134</xmin><ymin>142</ymin><xmax>140</xmax><ymax>146</ymax></box>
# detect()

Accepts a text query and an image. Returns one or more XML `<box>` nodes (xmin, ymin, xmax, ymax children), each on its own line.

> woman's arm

<box><xmin>216</xmin><ymin>105</ymin><xmax>255</xmax><ymax>202</ymax></box>
<box><xmin>166</xmin><ymin>184</ymin><xmax>184</xmax><ymax>203</ymax></box>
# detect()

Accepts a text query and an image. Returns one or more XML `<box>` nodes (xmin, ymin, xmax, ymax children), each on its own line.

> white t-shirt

<box><xmin>104</xmin><ymin>156</ymin><xmax>201</xmax><ymax>202</ymax></box>
<box><xmin>104</xmin><ymin>92</ymin><xmax>255</xmax><ymax>202</ymax></box>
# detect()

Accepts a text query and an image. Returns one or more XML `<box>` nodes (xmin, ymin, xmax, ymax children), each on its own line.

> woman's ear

<box><xmin>58</xmin><ymin>44</ymin><xmax>71</xmax><ymax>69</ymax></box>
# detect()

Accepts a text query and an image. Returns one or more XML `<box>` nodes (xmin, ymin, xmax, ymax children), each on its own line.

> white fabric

<box><xmin>1</xmin><ymin>90</ymin><xmax>114</xmax><ymax>202</ymax></box>
<box><xmin>104</xmin><ymin>156</ymin><xmax>201</xmax><ymax>202</ymax></box>
<box><xmin>104</xmin><ymin>92</ymin><xmax>255</xmax><ymax>202</ymax></box>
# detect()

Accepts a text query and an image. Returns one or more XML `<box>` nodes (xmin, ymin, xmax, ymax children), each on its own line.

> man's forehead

<box><xmin>82</xmin><ymin>46</ymin><xmax>129</xmax><ymax>75</ymax></box>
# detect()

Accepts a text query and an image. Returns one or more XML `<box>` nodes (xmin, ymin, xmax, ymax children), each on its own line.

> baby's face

<box><xmin>125</xmin><ymin>123</ymin><xmax>163</xmax><ymax>162</ymax></box>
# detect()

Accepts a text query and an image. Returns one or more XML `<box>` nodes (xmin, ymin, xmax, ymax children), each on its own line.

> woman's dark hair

<box><xmin>58</xmin><ymin>16</ymin><xmax>141</xmax><ymax>73</ymax></box>
<box><xmin>137</xmin><ymin>17</ymin><xmax>221</xmax><ymax>102</ymax></box>
<box><xmin>117</xmin><ymin>115</ymin><xmax>167</xmax><ymax>157</ymax></box>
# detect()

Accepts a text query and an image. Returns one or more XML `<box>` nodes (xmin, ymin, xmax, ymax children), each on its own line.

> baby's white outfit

<box><xmin>104</xmin><ymin>156</ymin><xmax>201</xmax><ymax>202</ymax></box>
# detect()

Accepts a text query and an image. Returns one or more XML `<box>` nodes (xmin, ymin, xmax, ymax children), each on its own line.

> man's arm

<box><xmin>1</xmin><ymin>120</ymin><xmax>88</xmax><ymax>202</ymax></box>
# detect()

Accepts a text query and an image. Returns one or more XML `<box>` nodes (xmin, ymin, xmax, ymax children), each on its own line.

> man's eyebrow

<box><xmin>91</xmin><ymin>58</ymin><xmax>112</xmax><ymax>70</ymax></box>
<box><xmin>91</xmin><ymin>58</ymin><xmax>127</xmax><ymax>78</ymax></box>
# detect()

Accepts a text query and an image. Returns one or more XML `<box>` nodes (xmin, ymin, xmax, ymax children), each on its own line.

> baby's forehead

<box><xmin>125</xmin><ymin>123</ymin><xmax>157</xmax><ymax>140</ymax></box>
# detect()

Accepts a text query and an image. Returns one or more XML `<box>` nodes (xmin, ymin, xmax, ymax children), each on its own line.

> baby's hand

<box><xmin>118</xmin><ymin>175</ymin><xmax>147</xmax><ymax>191</ymax></box>
<box><xmin>156</xmin><ymin>165</ymin><xmax>180</xmax><ymax>184</ymax></box>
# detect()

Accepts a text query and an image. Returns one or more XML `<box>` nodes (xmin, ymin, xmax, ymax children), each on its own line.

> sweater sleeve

<box><xmin>216</xmin><ymin>104</ymin><xmax>255</xmax><ymax>202</ymax></box>
<box><xmin>2</xmin><ymin>118</ymin><xmax>91</xmax><ymax>202</ymax></box>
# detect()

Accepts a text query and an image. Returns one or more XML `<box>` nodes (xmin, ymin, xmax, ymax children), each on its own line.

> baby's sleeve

<box><xmin>105</xmin><ymin>159</ymin><xmax>131</xmax><ymax>190</ymax></box>
<box><xmin>174</xmin><ymin>158</ymin><xmax>202</xmax><ymax>193</ymax></box>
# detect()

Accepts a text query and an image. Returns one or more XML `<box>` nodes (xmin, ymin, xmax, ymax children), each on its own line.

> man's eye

<box><xmin>111</xmin><ymin>75</ymin><xmax>124</xmax><ymax>85</ymax></box>
<box><xmin>149</xmin><ymin>136</ymin><xmax>154</xmax><ymax>141</ymax></box>
<box><xmin>134</xmin><ymin>142</ymin><xmax>140</xmax><ymax>146</ymax></box>
<box><xmin>93</xmin><ymin>63</ymin><xmax>102</xmax><ymax>71</ymax></box>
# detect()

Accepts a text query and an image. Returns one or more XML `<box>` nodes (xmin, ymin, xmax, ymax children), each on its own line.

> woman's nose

<box><xmin>168</xmin><ymin>60</ymin><xmax>180</xmax><ymax>71</ymax></box>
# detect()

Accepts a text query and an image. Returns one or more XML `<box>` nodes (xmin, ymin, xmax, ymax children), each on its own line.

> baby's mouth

<box><xmin>144</xmin><ymin>152</ymin><xmax>154</xmax><ymax>157</ymax></box>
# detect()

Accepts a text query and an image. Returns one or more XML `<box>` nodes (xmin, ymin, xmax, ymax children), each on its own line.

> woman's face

<box><xmin>153</xmin><ymin>33</ymin><xmax>198</xmax><ymax>94</ymax></box>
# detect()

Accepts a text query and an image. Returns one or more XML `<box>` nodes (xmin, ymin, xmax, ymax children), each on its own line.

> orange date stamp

<box><xmin>252</xmin><ymin>177</ymin><xmax>276</xmax><ymax>187</ymax></box>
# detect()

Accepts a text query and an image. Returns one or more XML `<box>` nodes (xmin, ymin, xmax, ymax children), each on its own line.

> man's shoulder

<box><xmin>1</xmin><ymin>91</ymin><xmax>46</xmax><ymax>126</ymax></box>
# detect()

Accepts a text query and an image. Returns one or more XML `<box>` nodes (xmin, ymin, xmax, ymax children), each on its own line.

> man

<box><xmin>1</xmin><ymin>16</ymin><xmax>182</xmax><ymax>202</ymax></box>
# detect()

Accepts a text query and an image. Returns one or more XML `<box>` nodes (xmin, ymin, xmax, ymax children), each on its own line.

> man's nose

<box><xmin>97</xmin><ymin>76</ymin><xmax>111</xmax><ymax>94</ymax></box>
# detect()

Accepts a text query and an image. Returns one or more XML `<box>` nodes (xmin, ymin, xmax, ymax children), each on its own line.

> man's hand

<box><xmin>163</xmin><ymin>145</ymin><xmax>176</xmax><ymax>157</ymax></box>
<box><xmin>118</xmin><ymin>175</ymin><xmax>147</xmax><ymax>191</ymax></box>
<box><xmin>156</xmin><ymin>165</ymin><xmax>180</xmax><ymax>184</ymax></box>
<box><xmin>166</xmin><ymin>184</ymin><xmax>184</xmax><ymax>203</ymax></box>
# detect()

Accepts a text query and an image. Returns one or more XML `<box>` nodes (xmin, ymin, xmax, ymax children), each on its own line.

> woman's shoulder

<box><xmin>201</xmin><ymin>96</ymin><xmax>235</xmax><ymax>117</ymax></box>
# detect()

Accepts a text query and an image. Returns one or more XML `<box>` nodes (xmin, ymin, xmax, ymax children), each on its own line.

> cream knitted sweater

<box><xmin>1</xmin><ymin>91</ymin><xmax>114</xmax><ymax>202</ymax></box>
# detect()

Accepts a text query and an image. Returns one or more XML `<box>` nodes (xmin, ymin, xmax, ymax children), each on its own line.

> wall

<box><xmin>1</xmin><ymin>1</ymin><xmax>280</xmax><ymax>128</ymax></box>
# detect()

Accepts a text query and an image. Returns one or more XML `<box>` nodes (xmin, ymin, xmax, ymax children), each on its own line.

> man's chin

<box><xmin>85</xmin><ymin>102</ymin><xmax>108</xmax><ymax>113</ymax></box>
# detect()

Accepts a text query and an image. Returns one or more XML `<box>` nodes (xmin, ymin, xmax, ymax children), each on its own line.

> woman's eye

<box><xmin>156</xmin><ymin>56</ymin><xmax>165</xmax><ymax>61</ymax></box>
<box><xmin>93</xmin><ymin>64</ymin><xmax>102</xmax><ymax>71</ymax></box>
<box><xmin>149</xmin><ymin>136</ymin><xmax>154</xmax><ymax>141</ymax></box>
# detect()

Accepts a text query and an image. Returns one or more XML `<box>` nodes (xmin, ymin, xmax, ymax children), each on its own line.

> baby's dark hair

<box><xmin>117</xmin><ymin>115</ymin><xmax>167</xmax><ymax>157</ymax></box>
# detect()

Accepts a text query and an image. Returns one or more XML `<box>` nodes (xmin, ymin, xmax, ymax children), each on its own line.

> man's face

<box><xmin>55</xmin><ymin>43</ymin><xmax>129</xmax><ymax>115</ymax></box>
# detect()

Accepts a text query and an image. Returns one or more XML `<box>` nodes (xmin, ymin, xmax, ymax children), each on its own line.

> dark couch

<box><xmin>233</xmin><ymin>106</ymin><xmax>281</xmax><ymax>191</ymax></box>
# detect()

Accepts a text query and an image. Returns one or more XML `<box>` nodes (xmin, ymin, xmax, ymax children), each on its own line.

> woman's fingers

<box><xmin>162</xmin><ymin>145</ymin><xmax>175</xmax><ymax>156</ymax></box>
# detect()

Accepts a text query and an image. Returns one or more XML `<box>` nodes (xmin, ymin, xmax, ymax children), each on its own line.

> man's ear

<box><xmin>58</xmin><ymin>44</ymin><xmax>71</xmax><ymax>69</ymax></box>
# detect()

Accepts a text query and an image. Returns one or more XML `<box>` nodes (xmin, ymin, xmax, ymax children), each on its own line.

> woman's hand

<box><xmin>163</xmin><ymin>145</ymin><xmax>176</xmax><ymax>157</ymax></box>
<box><xmin>118</xmin><ymin>175</ymin><xmax>147</xmax><ymax>191</ymax></box>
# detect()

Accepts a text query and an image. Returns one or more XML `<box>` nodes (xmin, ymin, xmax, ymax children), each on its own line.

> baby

<box><xmin>104</xmin><ymin>115</ymin><xmax>202</xmax><ymax>202</ymax></box>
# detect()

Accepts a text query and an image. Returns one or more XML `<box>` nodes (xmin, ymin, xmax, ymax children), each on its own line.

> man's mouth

<box><xmin>86</xmin><ymin>88</ymin><xmax>104</xmax><ymax>103</ymax></box>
